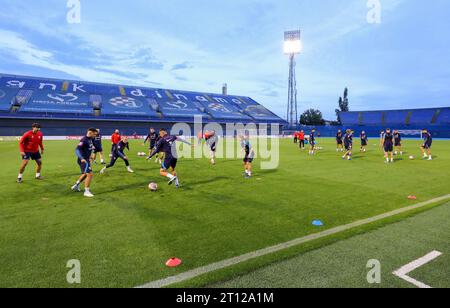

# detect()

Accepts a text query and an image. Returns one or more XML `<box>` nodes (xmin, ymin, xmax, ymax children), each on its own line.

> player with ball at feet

<box><xmin>147</xmin><ymin>128</ymin><xmax>193</xmax><ymax>188</ymax></box>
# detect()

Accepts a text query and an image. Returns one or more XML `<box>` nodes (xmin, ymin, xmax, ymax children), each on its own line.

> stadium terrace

<box><xmin>0</xmin><ymin>73</ymin><xmax>286</xmax><ymax>136</ymax></box>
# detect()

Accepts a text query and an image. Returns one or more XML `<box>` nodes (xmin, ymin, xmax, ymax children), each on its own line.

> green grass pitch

<box><xmin>0</xmin><ymin>137</ymin><xmax>449</xmax><ymax>287</ymax></box>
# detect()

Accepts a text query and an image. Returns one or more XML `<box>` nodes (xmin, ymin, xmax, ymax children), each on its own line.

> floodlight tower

<box><xmin>284</xmin><ymin>30</ymin><xmax>302</xmax><ymax>128</ymax></box>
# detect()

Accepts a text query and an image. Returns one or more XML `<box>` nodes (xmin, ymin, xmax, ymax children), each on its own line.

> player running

<box><xmin>360</xmin><ymin>131</ymin><xmax>368</xmax><ymax>152</ymax></box>
<box><xmin>393</xmin><ymin>130</ymin><xmax>403</xmax><ymax>155</ymax></box>
<box><xmin>91</xmin><ymin>129</ymin><xmax>106</xmax><ymax>165</ymax></box>
<box><xmin>421</xmin><ymin>129</ymin><xmax>433</xmax><ymax>160</ymax></box>
<box><xmin>17</xmin><ymin>123</ymin><xmax>44</xmax><ymax>183</ymax></box>
<box><xmin>144</xmin><ymin>128</ymin><xmax>159</xmax><ymax>162</ymax></box>
<box><xmin>71</xmin><ymin>128</ymin><xmax>97</xmax><ymax>197</ymax></box>
<box><xmin>205</xmin><ymin>130</ymin><xmax>218</xmax><ymax>165</ymax></box>
<box><xmin>336</xmin><ymin>129</ymin><xmax>344</xmax><ymax>152</ymax></box>
<box><xmin>382</xmin><ymin>128</ymin><xmax>395</xmax><ymax>163</ymax></box>
<box><xmin>308</xmin><ymin>129</ymin><xmax>316</xmax><ymax>155</ymax></box>
<box><xmin>147</xmin><ymin>128</ymin><xmax>193</xmax><ymax>188</ymax></box>
<box><xmin>100</xmin><ymin>136</ymin><xmax>134</xmax><ymax>174</ymax></box>
<box><xmin>240</xmin><ymin>135</ymin><xmax>255</xmax><ymax>178</ymax></box>
<box><xmin>342</xmin><ymin>129</ymin><xmax>353</xmax><ymax>160</ymax></box>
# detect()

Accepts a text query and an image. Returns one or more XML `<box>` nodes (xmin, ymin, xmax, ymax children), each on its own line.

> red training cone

<box><xmin>408</xmin><ymin>196</ymin><xmax>417</xmax><ymax>200</ymax></box>
<box><xmin>166</xmin><ymin>257</ymin><xmax>182</xmax><ymax>268</ymax></box>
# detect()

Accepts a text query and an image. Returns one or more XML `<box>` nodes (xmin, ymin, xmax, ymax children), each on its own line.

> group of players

<box><xmin>17</xmin><ymin>123</ymin><xmax>255</xmax><ymax>198</ymax></box>
<box><xmin>294</xmin><ymin>128</ymin><xmax>434</xmax><ymax>162</ymax></box>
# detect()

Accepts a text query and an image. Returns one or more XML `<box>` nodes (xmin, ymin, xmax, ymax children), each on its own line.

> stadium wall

<box><xmin>285</xmin><ymin>125</ymin><xmax>450</xmax><ymax>139</ymax></box>
<box><xmin>0</xmin><ymin>118</ymin><xmax>282</xmax><ymax>137</ymax></box>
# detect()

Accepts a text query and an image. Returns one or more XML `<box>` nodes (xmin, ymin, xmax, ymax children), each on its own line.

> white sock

<box><xmin>36</xmin><ymin>173</ymin><xmax>41</xmax><ymax>177</ymax></box>
<box><xmin>18</xmin><ymin>173</ymin><xmax>23</xmax><ymax>178</ymax></box>
<box><xmin>85</xmin><ymin>188</ymin><xmax>90</xmax><ymax>192</ymax></box>
<box><xmin>166</xmin><ymin>174</ymin><xmax>175</xmax><ymax>180</ymax></box>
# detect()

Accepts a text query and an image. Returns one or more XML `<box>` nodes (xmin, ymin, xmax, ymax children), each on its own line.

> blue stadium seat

<box><xmin>0</xmin><ymin>87</ymin><xmax>19</xmax><ymax>111</ymax></box>
<box><xmin>409</xmin><ymin>109</ymin><xmax>436</xmax><ymax>124</ymax></box>
<box><xmin>340</xmin><ymin>112</ymin><xmax>359</xmax><ymax>125</ymax></box>
<box><xmin>362</xmin><ymin>112</ymin><xmax>382</xmax><ymax>125</ymax></box>
<box><xmin>154</xmin><ymin>98</ymin><xmax>209</xmax><ymax>119</ymax></box>
<box><xmin>384</xmin><ymin>110</ymin><xmax>408</xmax><ymax>125</ymax></box>
<box><xmin>100</xmin><ymin>94</ymin><xmax>159</xmax><ymax>117</ymax></box>
<box><xmin>20</xmin><ymin>91</ymin><xmax>93</xmax><ymax>115</ymax></box>
<box><xmin>231</xmin><ymin>97</ymin><xmax>282</xmax><ymax>122</ymax></box>
<box><xmin>436</xmin><ymin>108</ymin><xmax>450</xmax><ymax>124</ymax></box>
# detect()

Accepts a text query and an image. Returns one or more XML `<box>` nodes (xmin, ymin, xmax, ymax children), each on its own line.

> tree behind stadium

<box><xmin>300</xmin><ymin>109</ymin><xmax>325</xmax><ymax>126</ymax></box>
<box><xmin>335</xmin><ymin>88</ymin><xmax>350</xmax><ymax>124</ymax></box>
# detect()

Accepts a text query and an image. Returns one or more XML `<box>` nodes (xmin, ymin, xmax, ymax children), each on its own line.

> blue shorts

<box><xmin>162</xmin><ymin>156</ymin><xmax>177</xmax><ymax>170</ymax></box>
<box><xmin>77</xmin><ymin>159</ymin><xmax>92</xmax><ymax>174</ymax></box>
<box><xmin>22</xmin><ymin>152</ymin><xmax>41</xmax><ymax>161</ymax></box>
<box><xmin>384</xmin><ymin>143</ymin><xmax>393</xmax><ymax>152</ymax></box>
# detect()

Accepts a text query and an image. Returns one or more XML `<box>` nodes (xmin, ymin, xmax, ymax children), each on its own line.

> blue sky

<box><xmin>0</xmin><ymin>0</ymin><xmax>449</xmax><ymax>119</ymax></box>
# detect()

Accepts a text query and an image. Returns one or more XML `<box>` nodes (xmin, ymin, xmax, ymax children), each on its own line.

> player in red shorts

<box><xmin>17</xmin><ymin>123</ymin><xmax>44</xmax><ymax>183</ymax></box>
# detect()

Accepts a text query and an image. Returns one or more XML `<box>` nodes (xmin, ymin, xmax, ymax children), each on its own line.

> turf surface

<box><xmin>211</xmin><ymin>202</ymin><xmax>450</xmax><ymax>288</ymax></box>
<box><xmin>0</xmin><ymin>137</ymin><xmax>449</xmax><ymax>287</ymax></box>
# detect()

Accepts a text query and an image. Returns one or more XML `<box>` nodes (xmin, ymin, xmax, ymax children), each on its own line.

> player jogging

<box><xmin>71</xmin><ymin>128</ymin><xmax>97</xmax><ymax>197</ymax></box>
<box><xmin>421</xmin><ymin>129</ymin><xmax>433</xmax><ymax>160</ymax></box>
<box><xmin>17</xmin><ymin>123</ymin><xmax>44</xmax><ymax>183</ymax></box>
<box><xmin>393</xmin><ymin>130</ymin><xmax>403</xmax><ymax>155</ymax></box>
<box><xmin>240</xmin><ymin>135</ymin><xmax>254</xmax><ymax>178</ymax></box>
<box><xmin>308</xmin><ymin>129</ymin><xmax>316</xmax><ymax>155</ymax></box>
<box><xmin>147</xmin><ymin>129</ymin><xmax>193</xmax><ymax>188</ymax></box>
<box><xmin>100</xmin><ymin>136</ymin><xmax>134</xmax><ymax>174</ymax></box>
<box><xmin>205</xmin><ymin>130</ymin><xmax>218</xmax><ymax>165</ymax></box>
<box><xmin>382</xmin><ymin>128</ymin><xmax>395</xmax><ymax>163</ymax></box>
<box><xmin>91</xmin><ymin>129</ymin><xmax>105</xmax><ymax>165</ymax></box>
<box><xmin>342</xmin><ymin>129</ymin><xmax>353</xmax><ymax>160</ymax></box>
<box><xmin>360</xmin><ymin>131</ymin><xmax>368</xmax><ymax>152</ymax></box>
<box><xmin>336</xmin><ymin>129</ymin><xmax>344</xmax><ymax>152</ymax></box>
<box><xmin>144</xmin><ymin>128</ymin><xmax>159</xmax><ymax>162</ymax></box>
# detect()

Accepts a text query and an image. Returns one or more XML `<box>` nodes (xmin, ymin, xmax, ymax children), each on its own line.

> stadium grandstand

<box><xmin>0</xmin><ymin>74</ymin><xmax>286</xmax><ymax>136</ymax></box>
<box><xmin>338</xmin><ymin>108</ymin><xmax>450</xmax><ymax>138</ymax></box>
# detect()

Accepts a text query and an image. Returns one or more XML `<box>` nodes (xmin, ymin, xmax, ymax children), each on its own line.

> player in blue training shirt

<box><xmin>382</xmin><ymin>128</ymin><xmax>395</xmax><ymax>163</ymax></box>
<box><xmin>91</xmin><ymin>129</ymin><xmax>106</xmax><ymax>165</ymax></box>
<box><xmin>421</xmin><ymin>129</ymin><xmax>433</xmax><ymax>160</ymax></box>
<box><xmin>240</xmin><ymin>135</ymin><xmax>255</xmax><ymax>178</ymax></box>
<box><xmin>342</xmin><ymin>129</ymin><xmax>353</xmax><ymax>160</ymax></box>
<box><xmin>360</xmin><ymin>131</ymin><xmax>368</xmax><ymax>152</ymax></box>
<box><xmin>393</xmin><ymin>130</ymin><xmax>403</xmax><ymax>155</ymax></box>
<box><xmin>100</xmin><ymin>136</ymin><xmax>134</xmax><ymax>174</ymax></box>
<box><xmin>147</xmin><ymin>128</ymin><xmax>193</xmax><ymax>188</ymax></box>
<box><xmin>309</xmin><ymin>129</ymin><xmax>316</xmax><ymax>155</ymax></box>
<box><xmin>71</xmin><ymin>128</ymin><xmax>97</xmax><ymax>197</ymax></box>
<box><xmin>336</xmin><ymin>129</ymin><xmax>344</xmax><ymax>152</ymax></box>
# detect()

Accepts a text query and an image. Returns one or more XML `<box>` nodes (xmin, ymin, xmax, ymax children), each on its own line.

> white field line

<box><xmin>137</xmin><ymin>194</ymin><xmax>450</xmax><ymax>288</ymax></box>
<box><xmin>393</xmin><ymin>251</ymin><xmax>443</xmax><ymax>288</ymax></box>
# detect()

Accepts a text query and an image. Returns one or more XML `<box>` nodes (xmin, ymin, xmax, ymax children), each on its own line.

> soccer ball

<box><xmin>148</xmin><ymin>182</ymin><xmax>158</xmax><ymax>191</ymax></box>
<box><xmin>409</xmin><ymin>155</ymin><xmax>415</xmax><ymax>160</ymax></box>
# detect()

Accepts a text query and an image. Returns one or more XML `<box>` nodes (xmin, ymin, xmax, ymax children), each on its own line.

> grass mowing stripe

<box><xmin>137</xmin><ymin>194</ymin><xmax>450</xmax><ymax>288</ymax></box>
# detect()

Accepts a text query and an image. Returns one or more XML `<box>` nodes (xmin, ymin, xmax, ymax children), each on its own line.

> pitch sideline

<box><xmin>137</xmin><ymin>194</ymin><xmax>450</xmax><ymax>288</ymax></box>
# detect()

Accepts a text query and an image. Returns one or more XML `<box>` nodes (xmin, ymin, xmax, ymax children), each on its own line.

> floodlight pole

<box><xmin>284</xmin><ymin>30</ymin><xmax>300</xmax><ymax>128</ymax></box>
<box><xmin>287</xmin><ymin>53</ymin><xmax>298</xmax><ymax>128</ymax></box>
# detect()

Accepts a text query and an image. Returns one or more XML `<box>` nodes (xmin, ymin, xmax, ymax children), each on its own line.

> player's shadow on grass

<box><xmin>183</xmin><ymin>176</ymin><xmax>231</xmax><ymax>190</ymax></box>
<box><xmin>257</xmin><ymin>169</ymin><xmax>279</xmax><ymax>175</ymax></box>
